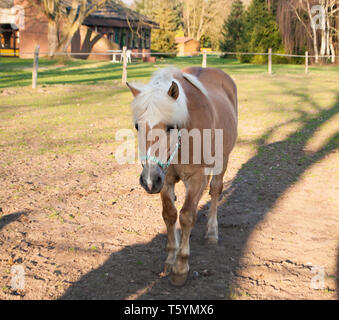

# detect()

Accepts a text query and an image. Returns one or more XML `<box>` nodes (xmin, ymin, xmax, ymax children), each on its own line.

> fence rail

<box><xmin>1</xmin><ymin>49</ymin><xmax>339</xmax><ymax>59</ymax></box>
<box><xmin>1</xmin><ymin>47</ymin><xmax>338</xmax><ymax>88</ymax></box>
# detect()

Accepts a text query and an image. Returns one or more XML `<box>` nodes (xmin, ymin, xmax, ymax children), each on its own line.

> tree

<box><xmin>134</xmin><ymin>0</ymin><xmax>233</xmax><ymax>50</ymax></box>
<box><xmin>239</xmin><ymin>0</ymin><xmax>283</xmax><ymax>62</ymax></box>
<box><xmin>150</xmin><ymin>0</ymin><xmax>178</xmax><ymax>52</ymax></box>
<box><xmin>135</xmin><ymin>0</ymin><xmax>181</xmax><ymax>52</ymax></box>
<box><xmin>219</xmin><ymin>0</ymin><xmax>245</xmax><ymax>53</ymax></box>
<box><xmin>284</xmin><ymin>0</ymin><xmax>339</xmax><ymax>63</ymax></box>
<box><xmin>179</xmin><ymin>0</ymin><xmax>223</xmax><ymax>41</ymax></box>
<box><xmin>31</xmin><ymin>0</ymin><xmax>109</xmax><ymax>57</ymax></box>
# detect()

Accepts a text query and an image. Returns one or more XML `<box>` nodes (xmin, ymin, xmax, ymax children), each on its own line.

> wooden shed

<box><xmin>175</xmin><ymin>37</ymin><xmax>200</xmax><ymax>56</ymax></box>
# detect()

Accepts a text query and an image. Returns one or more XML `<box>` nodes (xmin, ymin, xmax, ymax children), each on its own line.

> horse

<box><xmin>126</xmin><ymin>66</ymin><xmax>238</xmax><ymax>286</ymax></box>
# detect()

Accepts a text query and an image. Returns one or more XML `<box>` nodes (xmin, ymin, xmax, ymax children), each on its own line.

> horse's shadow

<box><xmin>61</xmin><ymin>93</ymin><xmax>339</xmax><ymax>300</ymax></box>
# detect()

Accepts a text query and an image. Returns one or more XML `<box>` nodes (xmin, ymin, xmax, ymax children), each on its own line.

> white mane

<box><xmin>182</xmin><ymin>72</ymin><xmax>209</xmax><ymax>97</ymax></box>
<box><xmin>131</xmin><ymin>67</ymin><xmax>202</xmax><ymax>128</ymax></box>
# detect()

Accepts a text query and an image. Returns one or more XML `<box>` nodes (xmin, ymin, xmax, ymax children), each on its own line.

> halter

<box><xmin>140</xmin><ymin>130</ymin><xmax>182</xmax><ymax>172</ymax></box>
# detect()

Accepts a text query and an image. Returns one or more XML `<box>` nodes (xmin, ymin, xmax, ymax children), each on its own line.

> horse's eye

<box><xmin>166</xmin><ymin>125</ymin><xmax>175</xmax><ymax>133</ymax></box>
<box><xmin>135</xmin><ymin>123</ymin><xmax>138</xmax><ymax>131</ymax></box>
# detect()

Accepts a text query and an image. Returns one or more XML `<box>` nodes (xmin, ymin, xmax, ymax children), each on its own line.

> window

<box><xmin>129</xmin><ymin>32</ymin><xmax>133</xmax><ymax>48</ymax></box>
<box><xmin>145</xmin><ymin>30</ymin><xmax>150</xmax><ymax>49</ymax></box>
<box><xmin>121</xmin><ymin>29</ymin><xmax>126</xmax><ymax>47</ymax></box>
<box><xmin>133</xmin><ymin>34</ymin><xmax>139</xmax><ymax>49</ymax></box>
<box><xmin>114</xmin><ymin>28</ymin><xmax>120</xmax><ymax>45</ymax></box>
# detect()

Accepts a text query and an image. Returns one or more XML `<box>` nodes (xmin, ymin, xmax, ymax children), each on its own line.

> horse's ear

<box><xmin>168</xmin><ymin>81</ymin><xmax>179</xmax><ymax>100</ymax></box>
<box><xmin>126</xmin><ymin>82</ymin><xmax>141</xmax><ymax>97</ymax></box>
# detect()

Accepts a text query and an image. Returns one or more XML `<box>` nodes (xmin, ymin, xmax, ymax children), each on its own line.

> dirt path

<box><xmin>0</xmin><ymin>134</ymin><xmax>338</xmax><ymax>299</ymax></box>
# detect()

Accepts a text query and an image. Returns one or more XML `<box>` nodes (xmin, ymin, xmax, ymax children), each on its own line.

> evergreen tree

<box><xmin>219</xmin><ymin>0</ymin><xmax>245</xmax><ymax>53</ymax></box>
<box><xmin>150</xmin><ymin>0</ymin><xmax>178</xmax><ymax>52</ymax></box>
<box><xmin>239</xmin><ymin>0</ymin><xmax>283</xmax><ymax>63</ymax></box>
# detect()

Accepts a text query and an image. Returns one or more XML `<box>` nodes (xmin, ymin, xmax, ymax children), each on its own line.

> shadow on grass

<box><xmin>0</xmin><ymin>56</ymin><xmax>298</xmax><ymax>88</ymax></box>
<box><xmin>59</xmin><ymin>85</ymin><xmax>339</xmax><ymax>299</ymax></box>
<box><xmin>2</xmin><ymin>56</ymin><xmax>339</xmax><ymax>89</ymax></box>
<box><xmin>0</xmin><ymin>62</ymin><xmax>158</xmax><ymax>88</ymax></box>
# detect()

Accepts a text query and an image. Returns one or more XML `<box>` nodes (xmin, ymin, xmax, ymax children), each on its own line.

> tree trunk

<box><xmin>330</xmin><ymin>42</ymin><xmax>335</xmax><ymax>63</ymax></box>
<box><xmin>320</xmin><ymin>28</ymin><xmax>327</xmax><ymax>63</ymax></box>
<box><xmin>307</xmin><ymin>1</ymin><xmax>319</xmax><ymax>63</ymax></box>
<box><xmin>55</xmin><ymin>20</ymin><xmax>83</xmax><ymax>54</ymax></box>
<box><xmin>48</xmin><ymin>19</ymin><xmax>59</xmax><ymax>58</ymax></box>
<box><xmin>313</xmin><ymin>30</ymin><xmax>319</xmax><ymax>64</ymax></box>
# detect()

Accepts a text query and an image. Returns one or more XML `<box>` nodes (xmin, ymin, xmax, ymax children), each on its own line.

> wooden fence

<box><xmin>2</xmin><ymin>46</ymin><xmax>337</xmax><ymax>88</ymax></box>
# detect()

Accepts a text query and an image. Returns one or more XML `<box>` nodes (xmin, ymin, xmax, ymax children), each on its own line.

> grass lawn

<box><xmin>0</xmin><ymin>55</ymin><xmax>338</xmax><ymax>163</ymax></box>
<box><xmin>2</xmin><ymin>55</ymin><xmax>339</xmax><ymax>88</ymax></box>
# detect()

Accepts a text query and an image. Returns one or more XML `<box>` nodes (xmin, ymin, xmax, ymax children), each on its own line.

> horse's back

<box><xmin>181</xmin><ymin>67</ymin><xmax>237</xmax><ymax>115</ymax></box>
<box><xmin>181</xmin><ymin>67</ymin><xmax>238</xmax><ymax>154</ymax></box>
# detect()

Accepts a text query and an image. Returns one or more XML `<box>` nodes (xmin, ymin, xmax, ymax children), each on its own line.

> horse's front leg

<box><xmin>160</xmin><ymin>179</ymin><xmax>179</xmax><ymax>275</ymax></box>
<box><xmin>171</xmin><ymin>171</ymin><xmax>208</xmax><ymax>286</ymax></box>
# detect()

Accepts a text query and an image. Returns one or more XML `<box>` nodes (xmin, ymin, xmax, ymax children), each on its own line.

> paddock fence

<box><xmin>1</xmin><ymin>45</ymin><xmax>338</xmax><ymax>88</ymax></box>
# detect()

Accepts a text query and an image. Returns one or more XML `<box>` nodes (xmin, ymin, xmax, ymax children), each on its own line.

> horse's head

<box><xmin>127</xmin><ymin>69</ymin><xmax>188</xmax><ymax>194</ymax></box>
<box><xmin>134</xmin><ymin>118</ymin><xmax>179</xmax><ymax>194</ymax></box>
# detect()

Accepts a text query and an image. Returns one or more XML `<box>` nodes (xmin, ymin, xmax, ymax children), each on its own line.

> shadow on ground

<box><xmin>0</xmin><ymin>211</ymin><xmax>29</xmax><ymax>232</ymax></box>
<box><xmin>61</xmin><ymin>92</ymin><xmax>339</xmax><ymax>299</ymax></box>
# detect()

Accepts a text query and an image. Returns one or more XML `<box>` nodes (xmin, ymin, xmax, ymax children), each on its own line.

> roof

<box><xmin>89</xmin><ymin>2</ymin><xmax>154</xmax><ymax>24</ymax></box>
<box><xmin>70</xmin><ymin>1</ymin><xmax>158</xmax><ymax>28</ymax></box>
<box><xmin>0</xmin><ymin>0</ymin><xmax>157</xmax><ymax>28</ymax></box>
<box><xmin>175</xmin><ymin>37</ymin><xmax>199</xmax><ymax>44</ymax></box>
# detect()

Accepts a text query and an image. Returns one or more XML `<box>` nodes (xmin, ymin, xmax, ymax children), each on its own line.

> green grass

<box><xmin>0</xmin><ymin>56</ymin><xmax>338</xmax><ymax>164</ymax></box>
<box><xmin>1</xmin><ymin>55</ymin><xmax>339</xmax><ymax>88</ymax></box>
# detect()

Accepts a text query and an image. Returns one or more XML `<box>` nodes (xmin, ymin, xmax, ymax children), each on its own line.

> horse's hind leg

<box><xmin>205</xmin><ymin>170</ymin><xmax>226</xmax><ymax>245</ymax></box>
<box><xmin>160</xmin><ymin>179</ymin><xmax>179</xmax><ymax>274</ymax></box>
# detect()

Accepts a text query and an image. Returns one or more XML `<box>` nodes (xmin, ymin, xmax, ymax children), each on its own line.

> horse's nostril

<box><xmin>157</xmin><ymin>176</ymin><xmax>162</xmax><ymax>183</ymax></box>
<box><xmin>139</xmin><ymin>174</ymin><xmax>146</xmax><ymax>187</ymax></box>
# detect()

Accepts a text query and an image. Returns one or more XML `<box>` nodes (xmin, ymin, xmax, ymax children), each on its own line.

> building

<box><xmin>0</xmin><ymin>0</ymin><xmax>20</xmax><ymax>56</ymax></box>
<box><xmin>0</xmin><ymin>0</ymin><xmax>157</xmax><ymax>59</ymax></box>
<box><xmin>175</xmin><ymin>37</ymin><xmax>200</xmax><ymax>57</ymax></box>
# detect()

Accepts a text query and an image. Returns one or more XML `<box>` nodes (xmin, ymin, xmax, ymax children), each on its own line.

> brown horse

<box><xmin>127</xmin><ymin>66</ymin><xmax>238</xmax><ymax>286</ymax></box>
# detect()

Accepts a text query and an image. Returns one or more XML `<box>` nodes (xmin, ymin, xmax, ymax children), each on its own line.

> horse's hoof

<box><xmin>162</xmin><ymin>263</ymin><xmax>173</xmax><ymax>276</ymax></box>
<box><xmin>170</xmin><ymin>272</ymin><xmax>188</xmax><ymax>287</ymax></box>
<box><xmin>205</xmin><ymin>237</ymin><xmax>218</xmax><ymax>246</ymax></box>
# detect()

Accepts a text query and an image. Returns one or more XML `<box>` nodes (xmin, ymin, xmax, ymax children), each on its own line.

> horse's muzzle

<box><xmin>139</xmin><ymin>164</ymin><xmax>165</xmax><ymax>194</ymax></box>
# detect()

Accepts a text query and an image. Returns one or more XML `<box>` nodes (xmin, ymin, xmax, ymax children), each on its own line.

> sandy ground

<box><xmin>0</xmin><ymin>138</ymin><xmax>338</xmax><ymax>300</ymax></box>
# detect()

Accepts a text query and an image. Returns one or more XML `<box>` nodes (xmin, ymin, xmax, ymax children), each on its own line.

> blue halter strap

<box><xmin>140</xmin><ymin>131</ymin><xmax>181</xmax><ymax>171</ymax></box>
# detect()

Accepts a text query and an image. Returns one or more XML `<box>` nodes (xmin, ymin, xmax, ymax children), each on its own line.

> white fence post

<box><xmin>122</xmin><ymin>46</ymin><xmax>127</xmax><ymax>85</ymax></box>
<box><xmin>268</xmin><ymin>48</ymin><xmax>272</xmax><ymax>75</ymax></box>
<box><xmin>305</xmin><ymin>51</ymin><xmax>309</xmax><ymax>74</ymax></box>
<box><xmin>32</xmin><ymin>44</ymin><xmax>40</xmax><ymax>89</ymax></box>
<box><xmin>202</xmin><ymin>49</ymin><xmax>207</xmax><ymax>68</ymax></box>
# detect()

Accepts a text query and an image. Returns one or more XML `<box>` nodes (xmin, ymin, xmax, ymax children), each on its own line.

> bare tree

<box><xmin>180</xmin><ymin>0</ymin><xmax>225</xmax><ymax>41</ymax></box>
<box><xmin>134</xmin><ymin>0</ymin><xmax>233</xmax><ymax>49</ymax></box>
<box><xmin>30</xmin><ymin>0</ymin><xmax>109</xmax><ymax>57</ymax></box>
<box><xmin>39</xmin><ymin>0</ymin><xmax>63</xmax><ymax>57</ymax></box>
<box><xmin>286</xmin><ymin>0</ymin><xmax>339</xmax><ymax>63</ymax></box>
